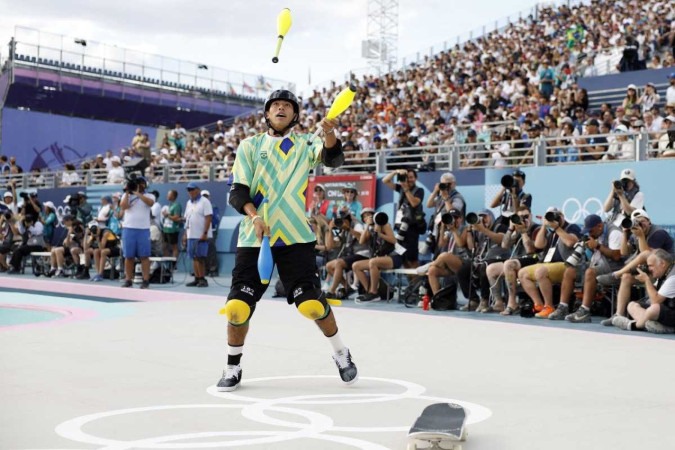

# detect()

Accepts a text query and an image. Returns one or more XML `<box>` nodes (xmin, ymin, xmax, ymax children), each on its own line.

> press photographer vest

<box><xmin>509</xmin><ymin>224</ymin><xmax>540</xmax><ymax>258</ymax></box>
<box><xmin>499</xmin><ymin>189</ymin><xmax>531</xmax><ymax>217</ymax></box>
<box><xmin>371</xmin><ymin>230</ymin><xmax>395</xmax><ymax>257</ymax></box>
<box><xmin>589</xmin><ymin>223</ymin><xmax>623</xmax><ymax>273</ymax></box>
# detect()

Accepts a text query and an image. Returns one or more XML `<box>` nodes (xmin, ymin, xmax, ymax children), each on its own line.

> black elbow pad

<box><xmin>322</xmin><ymin>139</ymin><xmax>344</xmax><ymax>168</ymax></box>
<box><xmin>229</xmin><ymin>183</ymin><xmax>254</xmax><ymax>215</ymax></box>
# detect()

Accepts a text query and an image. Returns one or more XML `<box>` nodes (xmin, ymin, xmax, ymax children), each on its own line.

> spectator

<box><xmin>96</xmin><ymin>196</ymin><xmax>113</xmax><ymax>231</ymax></box>
<box><xmin>1</xmin><ymin>189</ymin><xmax>17</xmax><ymax>215</ymax></box>
<box><xmin>162</xmin><ymin>189</ymin><xmax>182</xmax><ymax>261</ymax></box>
<box><xmin>170</xmin><ymin>122</ymin><xmax>187</xmax><ymax>152</ymax></box>
<box><xmin>621</xmin><ymin>84</ymin><xmax>639</xmax><ymax>111</ymax></box>
<box><xmin>183</xmin><ymin>182</ymin><xmax>212</xmax><ymax>288</ymax></box>
<box><xmin>639</xmin><ymin>82</ymin><xmax>660</xmax><ymax>114</ymax></box>
<box><xmin>107</xmin><ymin>156</ymin><xmax>125</xmax><ymax>184</ymax></box>
<box><xmin>201</xmin><ymin>190</ymin><xmax>221</xmax><ymax>277</ymax></box>
<box><xmin>580</xmin><ymin>118</ymin><xmax>608</xmax><ymax>160</ymax></box>
<box><xmin>61</xmin><ymin>164</ymin><xmax>81</xmax><ymax>186</ymax></box>
<box><xmin>308</xmin><ymin>184</ymin><xmax>331</xmax><ymax>219</ymax></box>
<box><xmin>666</xmin><ymin>73</ymin><xmax>675</xmax><ymax>108</ymax></box>
<box><xmin>603</xmin><ymin>125</ymin><xmax>634</xmax><ymax>160</ymax></box>
<box><xmin>329</xmin><ymin>186</ymin><xmax>362</xmax><ymax>221</ymax></box>
<box><xmin>40</xmin><ymin>201</ymin><xmax>57</xmax><ymax>250</ymax></box>
<box><xmin>120</xmin><ymin>176</ymin><xmax>155</xmax><ymax>289</ymax></box>
<box><xmin>131</xmin><ymin>128</ymin><xmax>143</xmax><ymax>152</ymax></box>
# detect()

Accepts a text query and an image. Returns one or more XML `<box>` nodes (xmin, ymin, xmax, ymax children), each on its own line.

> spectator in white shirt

<box><xmin>666</xmin><ymin>73</ymin><xmax>675</xmax><ymax>107</ymax></box>
<box><xmin>107</xmin><ymin>156</ymin><xmax>125</xmax><ymax>184</ymax></box>
<box><xmin>183</xmin><ymin>182</ymin><xmax>212</xmax><ymax>288</ymax></box>
<box><xmin>61</xmin><ymin>164</ymin><xmax>81</xmax><ymax>186</ymax></box>
<box><xmin>603</xmin><ymin>125</ymin><xmax>635</xmax><ymax>160</ymax></box>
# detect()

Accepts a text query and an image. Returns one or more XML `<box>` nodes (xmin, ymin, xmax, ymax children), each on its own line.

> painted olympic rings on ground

<box><xmin>54</xmin><ymin>376</ymin><xmax>492</xmax><ymax>449</ymax></box>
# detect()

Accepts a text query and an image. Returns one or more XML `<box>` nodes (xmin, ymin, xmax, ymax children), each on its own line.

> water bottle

<box><xmin>420</xmin><ymin>285</ymin><xmax>430</xmax><ymax>311</ymax></box>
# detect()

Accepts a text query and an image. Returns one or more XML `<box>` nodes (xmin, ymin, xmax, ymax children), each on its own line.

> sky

<box><xmin>0</xmin><ymin>0</ymin><xmax>545</xmax><ymax>95</ymax></box>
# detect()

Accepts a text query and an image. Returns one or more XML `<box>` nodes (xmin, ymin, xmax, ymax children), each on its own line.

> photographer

<box><xmin>551</xmin><ymin>214</ymin><xmax>623</xmax><ymax>322</ymax></box>
<box><xmin>20</xmin><ymin>191</ymin><xmax>41</xmax><ymax>219</ymax></box>
<box><xmin>603</xmin><ymin>168</ymin><xmax>644</xmax><ymax>226</ymax></box>
<box><xmin>352</xmin><ymin>211</ymin><xmax>401</xmax><ymax>303</ymax></box>
<box><xmin>598</xmin><ymin>209</ymin><xmax>673</xmax><ymax>326</ymax></box>
<box><xmin>78</xmin><ymin>222</ymin><xmax>100</xmax><ymax>280</ymax></box>
<box><xmin>324</xmin><ymin>209</ymin><xmax>372</xmax><ymax>299</ymax></box>
<box><xmin>489</xmin><ymin>169</ymin><xmax>532</xmax><ymax>227</ymax></box>
<box><xmin>427</xmin><ymin>209</ymin><xmax>470</xmax><ymax>296</ymax></box>
<box><xmin>7</xmin><ymin>214</ymin><xmax>46</xmax><ymax>273</ymax></box>
<box><xmin>382</xmin><ymin>168</ymin><xmax>425</xmax><ymax>268</ymax></box>
<box><xmin>91</xmin><ymin>228</ymin><xmax>121</xmax><ymax>282</ymax></box>
<box><xmin>47</xmin><ymin>216</ymin><xmax>84</xmax><ymax>278</ymax></box>
<box><xmin>120</xmin><ymin>176</ymin><xmax>155</xmax><ymax>289</ymax></box>
<box><xmin>424</xmin><ymin>172</ymin><xmax>465</xmax><ymax>257</ymax></box>
<box><xmin>618</xmin><ymin>250</ymin><xmax>675</xmax><ymax>333</ymax></box>
<box><xmin>461</xmin><ymin>210</ymin><xmax>508</xmax><ymax>312</ymax></box>
<box><xmin>485</xmin><ymin>207</ymin><xmax>542</xmax><ymax>316</ymax></box>
<box><xmin>0</xmin><ymin>210</ymin><xmax>15</xmax><ymax>272</ymax></box>
<box><xmin>40</xmin><ymin>201</ymin><xmax>58</xmax><ymax>250</ymax></box>
<box><xmin>517</xmin><ymin>207</ymin><xmax>581</xmax><ymax>318</ymax></box>
<box><xmin>67</xmin><ymin>192</ymin><xmax>92</xmax><ymax>225</ymax></box>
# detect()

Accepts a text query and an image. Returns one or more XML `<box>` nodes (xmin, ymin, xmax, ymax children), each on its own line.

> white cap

<box><xmin>631</xmin><ymin>209</ymin><xmax>650</xmax><ymax>220</ymax></box>
<box><xmin>440</xmin><ymin>172</ymin><xmax>456</xmax><ymax>183</ymax></box>
<box><xmin>614</xmin><ymin>124</ymin><xmax>629</xmax><ymax>133</ymax></box>
<box><xmin>627</xmin><ymin>83</ymin><xmax>637</xmax><ymax>90</ymax></box>
<box><xmin>201</xmin><ymin>190</ymin><xmax>211</xmax><ymax>197</ymax></box>
<box><xmin>43</xmin><ymin>201</ymin><xmax>55</xmax><ymax>210</ymax></box>
<box><xmin>665</xmin><ymin>115</ymin><xmax>675</xmax><ymax>122</ymax></box>
<box><xmin>620</xmin><ymin>168</ymin><xmax>636</xmax><ymax>180</ymax></box>
<box><xmin>111</xmin><ymin>156</ymin><xmax>121</xmax><ymax>163</ymax></box>
<box><xmin>2</xmin><ymin>191</ymin><xmax>12</xmax><ymax>198</ymax></box>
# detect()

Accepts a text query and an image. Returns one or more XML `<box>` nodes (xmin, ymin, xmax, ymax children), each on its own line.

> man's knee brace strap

<box><xmin>297</xmin><ymin>298</ymin><xmax>329</xmax><ymax>321</ymax></box>
<box><xmin>220</xmin><ymin>299</ymin><xmax>253</xmax><ymax>326</ymax></box>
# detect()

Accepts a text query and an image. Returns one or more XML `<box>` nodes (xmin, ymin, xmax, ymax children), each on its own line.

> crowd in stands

<box><xmin>0</xmin><ymin>178</ymin><xmax>221</xmax><ymax>289</ymax></box>
<box><xmin>305</xmin><ymin>166</ymin><xmax>675</xmax><ymax>334</ymax></box>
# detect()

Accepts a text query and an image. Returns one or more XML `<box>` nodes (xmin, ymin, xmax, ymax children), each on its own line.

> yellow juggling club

<box><xmin>308</xmin><ymin>84</ymin><xmax>357</xmax><ymax>143</ymax></box>
<box><xmin>272</xmin><ymin>8</ymin><xmax>292</xmax><ymax>63</ymax></box>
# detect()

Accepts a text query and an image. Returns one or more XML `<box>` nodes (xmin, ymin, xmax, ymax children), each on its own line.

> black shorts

<box><xmin>228</xmin><ymin>242</ymin><xmax>322</xmax><ymax>307</ymax></box>
<box><xmin>658</xmin><ymin>302</ymin><xmax>675</xmax><ymax>327</ymax></box>
<box><xmin>164</xmin><ymin>232</ymin><xmax>179</xmax><ymax>245</ymax></box>
<box><xmin>342</xmin><ymin>254</ymin><xmax>369</xmax><ymax>270</ymax></box>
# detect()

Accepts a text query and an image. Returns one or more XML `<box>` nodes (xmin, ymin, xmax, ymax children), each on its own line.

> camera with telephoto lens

<box><xmin>565</xmin><ymin>240</ymin><xmax>586</xmax><ymax>267</ymax></box>
<box><xmin>124</xmin><ymin>173</ymin><xmax>139</xmax><ymax>193</ymax></box>
<box><xmin>465</xmin><ymin>212</ymin><xmax>479</xmax><ymax>225</ymax></box>
<box><xmin>438</xmin><ymin>183</ymin><xmax>449</xmax><ymax>191</ymax></box>
<box><xmin>630</xmin><ymin>264</ymin><xmax>651</xmax><ymax>276</ymax></box>
<box><xmin>19</xmin><ymin>192</ymin><xmax>29</xmax><ymax>199</ymax></box>
<box><xmin>1</xmin><ymin>210</ymin><xmax>12</xmax><ymax>220</ymax></box>
<box><xmin>545</xmin><ymin>211</ymin><xmax>561</xmax><ymax>223</ymax></box>
<box><xmin>333</xmin><ymin>217</ymin><xmax>343</xmax><ymax>228</ymax></box>
<box><xmin>501</xmin><ymin>174</ymin><xmax>515</xmax><ymax>189</ymax></box>
<box><xmin>613</xmin><ymin>180</ymin><xmax>623</xmax><ymax>190</ymax></box>
<box><xmin>621</xmin><ymin>216</ymin><xmax>641</xmax><ymax>229</ymax></box>
<box><xmin>68</xmin><ymin>193</ymin><xmax>81</xmax><ymax>210</ymax></box>
<box><xmin>510</xmin><ymin>215</ymin><xmax>522</xmax><ymax>225</ymax></box>
<box><xmin>394</xmin><ymin>204</ymin><xmax>413</xmax><ymax>241</ymax></box>
<box><xmin>396</xmin><ymin>172</ymin><xmax>407</xmax><ymax>183</ymax></box>
<box><xmin>373</xmin><ymin>212</ymin><xmax>388</xmax><ymax>226</ymax></box>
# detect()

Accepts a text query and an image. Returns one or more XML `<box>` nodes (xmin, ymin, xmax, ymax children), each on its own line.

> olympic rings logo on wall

<box><xmin>561</xmin><ymin>197</ymin><xmax>605</xmax><ymax>224</ymax></box>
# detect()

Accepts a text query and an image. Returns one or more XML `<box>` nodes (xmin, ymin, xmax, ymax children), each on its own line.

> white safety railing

<box><xmin>3</xmin><ymin>132</ymin><xmax>672</xmax><ymax>190</ymax></box>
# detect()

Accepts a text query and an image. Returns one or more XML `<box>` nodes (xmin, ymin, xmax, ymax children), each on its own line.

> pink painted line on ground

<box><xmin>0</xmin><ymin>303</ymin><xmax>98</xmax><ymax>331</ymax></box>
<box><xmin>0</xmin><ymin>276</ymin><xmax>222</xmax><ymax>302</ymax></box>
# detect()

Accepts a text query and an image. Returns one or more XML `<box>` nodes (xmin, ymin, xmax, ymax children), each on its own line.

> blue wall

<box><xmin>0</xmin><ymin>108</ymin><xmax>157</xmax><ymax>171</ymax></box>
<box><xmin>579</xmin><ymin>66</ymin><xmax>672</xmax><ymax>93</ymax></box>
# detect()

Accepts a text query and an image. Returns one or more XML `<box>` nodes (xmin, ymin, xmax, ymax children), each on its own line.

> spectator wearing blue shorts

<box><xmin>120</xmin><ymin>176</ymin><xmax>155</xmax><ymax>288</ymax></box>
<box><xmin>183</xmin><ymin>183</ymin><xmax>212</xmax><ymax>288</ymax></box>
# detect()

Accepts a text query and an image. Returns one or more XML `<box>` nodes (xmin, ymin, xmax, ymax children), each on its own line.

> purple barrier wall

<box><xmin>0</xmin><ymin>108</ymin><xmax>157</xmax><ymax>171</ymax></box>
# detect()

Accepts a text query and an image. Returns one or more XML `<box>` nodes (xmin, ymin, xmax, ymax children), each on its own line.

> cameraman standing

<box><xmin>120</xmin><ymin>176</ymin><xmax>155</xmax><ymax>288</ymax></box>
<box><xmin>603</xmin><ymin>168</ymin><xmax>644</xmax><ymax>227</ymax></box>
<box><xmin>489</xmin><ymin>169</ymin><xmax>532</xmax><ymax>226</ymax></box>
<box><xmin>383</xmin><ymin>168</ymin><xmax>425</xmax><ymax>268</ymax></box>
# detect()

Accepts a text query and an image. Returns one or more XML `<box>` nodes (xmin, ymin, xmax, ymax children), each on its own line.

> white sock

<box><xmin>327</xmin><ymin>331</ymin><xmax>346</xmax><ymax>353</ymax></box>
<box><xmin>227</xmin><ymin>344</ymin><xmax>243</xmax><ymax>367</ymax></box>
<box><xmin>559</xmin><ymin>302</ymin><xmax>568</xmax><ymax>307</ymax></box>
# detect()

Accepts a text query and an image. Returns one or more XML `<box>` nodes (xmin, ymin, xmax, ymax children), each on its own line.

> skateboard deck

<box><xmin>407</xmin><ymin>403</ymin><xmax>467</xmax><ymax>450</ymax></box>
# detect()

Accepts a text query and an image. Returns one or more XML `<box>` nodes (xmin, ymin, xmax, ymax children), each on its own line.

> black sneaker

<box><xmin>140</xmin><ymin>280</ymin><xmax>150</xmax><ymax>289</ymax></box>
<box><xmin>76</xmin><ymin>270</ymin><xmax>90</xmax><ymax>280</ymax></box>
<box><xmin>332</xmin><ymin>348</ymin><xmax>358</xmax><ymax>385</ymax></box>
<box><xmin>216</xmin><ymin>365</ymin><xmax>242</xmax><ymax>392</ymax></box>
<box><xmin>197</xmin><ymin>279</ymin><xmax>209</xmax><ymax>288</ymax></box>
<box><xmin>45</xmin><ymin>268</ymin><xmax>56</xmax><ymax>278</ymax></box>
<box><xmin>121</xmin><ymin>280</ymin><xmax>133</xmax><ymax>288</ymax></box>
<box><xmin>355</xmin><ymin>292</ymin><xmax>380</xmax><ymax>304</ymax></box>
<box><xmin>186</xmin><ymin>279</ymin><xmax>199</xmax><ymax>287</ymax></box>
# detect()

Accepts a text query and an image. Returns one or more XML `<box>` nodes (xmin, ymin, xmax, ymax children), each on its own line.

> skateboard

<box><xmin>407</xmin><ymin>403</ymin><xmax>468</xmax><ymax>450</ymax></box>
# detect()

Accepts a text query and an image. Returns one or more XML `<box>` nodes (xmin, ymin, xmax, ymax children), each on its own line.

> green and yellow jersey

<box><xmin>232</xmin><ymin>131</ymin><xmax>323</xmax><ymax>247</ymax></box>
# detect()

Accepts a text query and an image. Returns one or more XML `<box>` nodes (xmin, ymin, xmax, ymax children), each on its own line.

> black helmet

<box><xmin>264</xmin><ymin>90</ymin><xmax>300</xmax><ymax>135</ymax></box>
<box><xmin>264</xmin><ymin>90</ymin><xmax>299</xmax><ymax>114</ymax></box>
